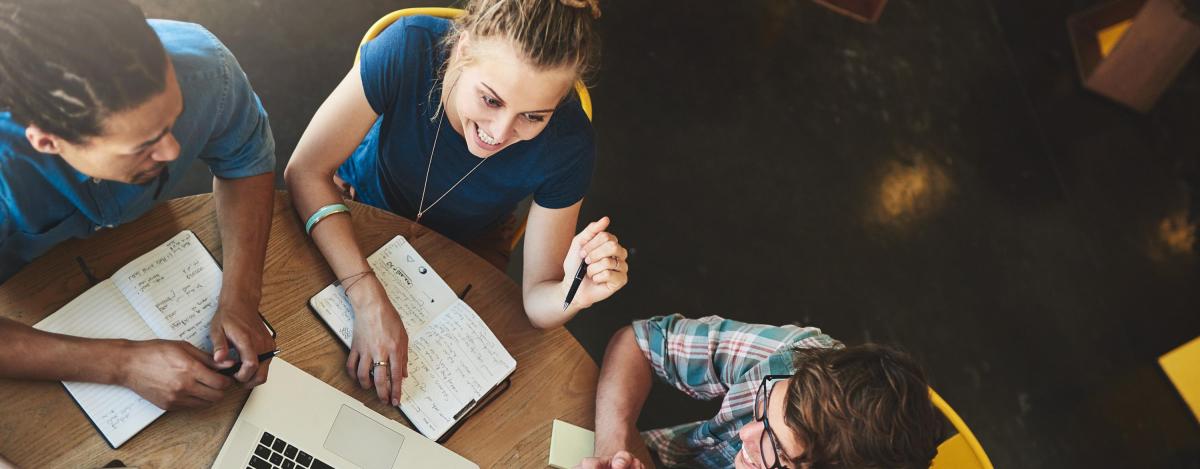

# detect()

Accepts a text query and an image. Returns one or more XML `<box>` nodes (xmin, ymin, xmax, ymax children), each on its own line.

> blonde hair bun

<box><xmin>559</xmin><ymin>0</ymin><xmax>601</xmax><ymax>19</ymax></box>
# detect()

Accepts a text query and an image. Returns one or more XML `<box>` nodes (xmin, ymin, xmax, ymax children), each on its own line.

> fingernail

<box><xmin>392</xmin><ymin>398</ymin><xmax>399</xmax><ymax>406</ymax></box>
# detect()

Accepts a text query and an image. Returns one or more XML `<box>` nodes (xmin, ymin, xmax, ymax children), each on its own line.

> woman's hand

<box><xmin>563</xmin><ymin>216</ymin><xmax>629</xmax><ymax>309</ymax></box>
<box><xmin>345</xmin><ymin>276</ymin><xmax>409</xmax><ymax>406</ymax></box>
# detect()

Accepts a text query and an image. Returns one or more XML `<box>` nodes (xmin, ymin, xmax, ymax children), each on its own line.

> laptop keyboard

<box><xmin>249</xmin><ymin>431</ymin><xmax>334</xmax><ymax>469</ymax></box>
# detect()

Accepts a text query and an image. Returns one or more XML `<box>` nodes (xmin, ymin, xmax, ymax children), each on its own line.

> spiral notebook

<box><xmin>308</xmin><ymin>235</ymin><xmax>517</xmax><ymax>442</ymax></box>
<box><xmin>32</xmin><ymin>230</ymin><xmax>266</xmax><ymax>449</ymax></box>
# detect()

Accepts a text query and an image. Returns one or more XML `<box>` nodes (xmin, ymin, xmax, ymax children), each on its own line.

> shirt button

<box><xmin>93</xmin><ymin>225</ymin><xmax>102</xmax><ymax>231</ymax></box>
<box><xmin>92</xmin><ymin>177</ymin><xmax>101</xmax><ymax>184</ymax></box>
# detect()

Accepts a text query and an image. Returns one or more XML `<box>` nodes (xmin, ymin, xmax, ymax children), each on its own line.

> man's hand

<box><xmin>118</xmin><ymin>339</ymin><xmax>234</xmax><ymax>410</ymax></box>
<box><xmin>211</xmin><ymin>299</ymin><xmax>274</xmax><ymax>386</ymax></box>
<box><xmin>575</xmin><ymin>451</ymin><xmax>645</xmax><ymax>469</ymax></box>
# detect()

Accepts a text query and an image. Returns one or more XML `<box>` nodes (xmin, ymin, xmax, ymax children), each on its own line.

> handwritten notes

<box><xmin>32</xmin><ymin>230</ymin><xmax>223</xmax><ymax>448</ymax></box>
<box><xmin>113</xmin><ymin>231</ymin><xmax>223</xmax><ymax>352</ymax></box>
<box><xmin>311</xmin><ymin>236</ymin><xmax>458</xmax><ymax>343</ymax></box>
<box><xmin>400</xmin><ymin>300</ymin><xmax>516</xmax><ymax>438</ymax></box>
<box><xmin>367</xmin><ymin>237</ymin><xmax>458</xmax><ymax>332</ymax></box>
<box><xmin>33</xmin><ymin>279</ymin><xmax>166</xmax><ymax>448</ymax></box>
<box><xmin>309</xmin><ymin>236</ymin><xmax>516</xmax><ymax>440</ymax></box>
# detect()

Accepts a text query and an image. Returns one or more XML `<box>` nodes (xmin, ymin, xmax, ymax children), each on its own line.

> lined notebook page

<box><xmin>309</xmin><ymin>235</ymin><xmax>516</xmax><ymax>440</ymax></box>
<box><xmin>311</xmin><ymin>235</ymin><xmax>458</xmax><ymax>344</ymax></box>
<box><xmin>112</xmin><ymin>231</ymin><xmax>224</xmax><ymax>352</ymax></box>
<box><xmin>33</xmin><ymin>279</ymin><xmax>165</xmax><ymax>448</ymax></box>
<box><xmin>401</xmin><ymin>299</ymin><xmax>516</xmax><ymax>439</ymax></box>
<box><xmin>368</xmin><ymin>236</ymin><xmax>457</xmax><ymax>332</ymax></box>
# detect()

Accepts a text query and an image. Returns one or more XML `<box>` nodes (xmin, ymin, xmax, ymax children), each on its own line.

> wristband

<box><xmin>305</xmin><ymin>203</ymin><xmax>350</xmax><ymax>235</ymax></box>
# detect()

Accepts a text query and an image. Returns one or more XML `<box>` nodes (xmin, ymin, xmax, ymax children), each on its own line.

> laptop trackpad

<box><xmin>324</xmin><ymin>405</ymin><xmax>405</xmax><ymax>469</ymax></box>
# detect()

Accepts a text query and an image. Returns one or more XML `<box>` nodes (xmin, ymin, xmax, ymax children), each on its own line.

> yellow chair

<box><xmin>930</xmin><ymin>388</ymin><xmax>994</xmax><ymax>469</ymax></box>
<box><xmin>1159</xmin><ymin>336</ymin><xmax>1200</xmax><ymax>422</ymax></box>
<box><xmin>357</xmin><ymin>7</ymin><xmax>594</xmax><ymax>252</ymax></box>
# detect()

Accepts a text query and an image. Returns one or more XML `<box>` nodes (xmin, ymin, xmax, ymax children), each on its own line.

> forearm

<box><xmin>522</xmin><ymin>278</ymin><xmax>581</xmax><ymax>329</ymax></box>
<box><xmin>213</xmin><ymin>173</ymin><xmax>274</xmax><ymax>309</ymax></box>
<box><xmin>0</xmin><ymin>317</ymin><xmax>126</xmax><ymax>384</ymax></box>
<box><xmin>595</xmin><ymin>326</ymin><xmax>654</xmax><ymax>458</ymax></box>
<box><xmin>284</xmin><ymin>167</ymin><xmax>372</xmax><ymax>278</ymax></box>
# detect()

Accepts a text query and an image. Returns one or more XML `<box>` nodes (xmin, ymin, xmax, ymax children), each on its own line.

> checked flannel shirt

<box><xmin>631</xmin><ymin>314</ymin><xmax>842</xmax><ymax>468</ymax></box>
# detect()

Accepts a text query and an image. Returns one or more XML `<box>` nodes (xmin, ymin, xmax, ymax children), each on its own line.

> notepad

<box><xmin>549</xmin><ymin>419</ymin><xmax>595</xmax><ymax>469</ymax></box>
<box><xmin>33</xmin><ymin>231</ymin><xmax>226</xmax><ymax>449</ymax></box>
<box><xmin>309</xmin><ymin>235</ymin><xmax>517</xmax><ymax>442</ymax></box>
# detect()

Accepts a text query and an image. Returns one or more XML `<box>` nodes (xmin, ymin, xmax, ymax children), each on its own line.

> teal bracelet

<box><xmin>305</xmin><ymin>203</ymin><xmax>350</xmax><ymax>235</ymax></box>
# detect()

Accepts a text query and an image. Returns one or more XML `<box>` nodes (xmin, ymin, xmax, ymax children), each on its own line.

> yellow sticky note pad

<box><xmin>549</xmin><ymin>419</ymin><xmax>595</xmax><ymax>469</ymax></box>
<box><xmin>1159</xmin><ymin>336</ymin><xmax>1200</xmax><ymax>423</ymax></box>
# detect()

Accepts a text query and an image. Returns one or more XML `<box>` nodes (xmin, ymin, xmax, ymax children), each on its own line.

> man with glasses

<box><xmin>579</xmin><ymin>315</ymin><xmax>943</xmax><ymax>469</ymax></box>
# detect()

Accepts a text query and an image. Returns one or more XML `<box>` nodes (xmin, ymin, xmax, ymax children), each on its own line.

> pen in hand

<box><xmin>218</xmin><ymin>349</ymin><xmax>281</xmax><ymax>377</ymax></box>
<box><xmin>563</xmin><ymin>260</ymin><xmax>587</xmax><ymax>310</ymax></box>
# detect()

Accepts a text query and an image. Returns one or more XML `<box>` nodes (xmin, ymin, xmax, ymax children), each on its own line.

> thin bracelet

<box><xmin>344</xmin><ymin>271</ymin><xmax>376</xmax><ymax>294</ymax></box>
<box><xmin>305</xmin><ymin>203</ymin><xmax>350</xmax><ymax>235</ymax></box>
<box><xmin>338</xmin><ymin>269</ymin><xmax>372</xmax><ymax>285</ymax></box>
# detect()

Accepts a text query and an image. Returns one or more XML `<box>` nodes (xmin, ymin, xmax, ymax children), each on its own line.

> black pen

<box><xmin>563</xmin><ymin>259</ymin><xmax>587</xmax><ymax>310</ymax></box>
<box><xmin>219</xmin><ymin>349</ymin><xmax>281</xmax><ymax>376</ymax></box>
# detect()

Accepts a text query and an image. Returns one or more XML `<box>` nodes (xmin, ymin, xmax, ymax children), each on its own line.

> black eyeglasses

<box><xmin>753</xmin><ymin>374</ymin><xmax>793</xmax><ymax>469</ymax></box>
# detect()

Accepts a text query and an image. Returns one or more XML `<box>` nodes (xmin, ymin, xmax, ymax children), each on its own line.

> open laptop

<box><xmin>212</xmin><ymin>358</ymin><xmax>477</xmax><ymax>469</ymax></box>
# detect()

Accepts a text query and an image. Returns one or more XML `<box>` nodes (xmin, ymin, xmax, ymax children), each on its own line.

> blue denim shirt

<box><xmin>0</xmin><ymin>20</ymin><xmax>275</xmax><ymax>282</ymax></box>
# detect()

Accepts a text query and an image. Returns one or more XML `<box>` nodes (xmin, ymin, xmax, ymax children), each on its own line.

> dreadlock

<box><xmin>0</xmin><ymin>0</ymin><xmax>167</xmax><ymax>144</ymax></box>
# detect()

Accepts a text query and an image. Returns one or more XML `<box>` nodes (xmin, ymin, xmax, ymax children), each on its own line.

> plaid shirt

<box><xmin>632</xmin><ymin>315</ymin><xmax>841</xmax><ymax>468</ymax></box>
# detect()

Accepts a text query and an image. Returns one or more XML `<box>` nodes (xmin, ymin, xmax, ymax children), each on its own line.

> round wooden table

<box><xmin>0</xmin><ymin>192</ymin><xmax>600</xmax><ymax>468</ymax></box>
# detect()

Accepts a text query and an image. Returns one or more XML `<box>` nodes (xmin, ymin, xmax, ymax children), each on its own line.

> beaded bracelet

<box><xmin>305</xmin><ymin>203</ymin><xmax>350</xmax><ymax>235</ymax></box>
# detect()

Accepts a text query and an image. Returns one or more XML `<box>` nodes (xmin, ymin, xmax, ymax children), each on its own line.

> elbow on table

<box><xmin>525</xmin><ymin>308</ymin><xmax>568</xmax><ymax>330</ymax></box>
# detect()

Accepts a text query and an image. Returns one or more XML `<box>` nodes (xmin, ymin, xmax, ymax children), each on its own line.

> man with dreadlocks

<box><xmin>0</xmin><ymin>0</ymin><xmax>277</xmax><ymax>410</ymax></box>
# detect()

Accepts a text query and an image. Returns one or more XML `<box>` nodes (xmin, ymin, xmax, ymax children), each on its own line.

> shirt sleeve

<box><xmin>358</xmin><ymin>17</ymin><xmax>415</xmax><ymax>116</ymax></box>
<box><xmin>198</xmin><ymin>42</ymin><xmax>276</xmax><ymax>179</ymax></box>
<box><xmin>631</xmin><ymin>314</ymin><xmax>839</xmax><ymax>401</ymax></box>
<box><xmin>532</xmin><ymin>119</ymin><xmax>595</xmax><ymax>209</ymax></box>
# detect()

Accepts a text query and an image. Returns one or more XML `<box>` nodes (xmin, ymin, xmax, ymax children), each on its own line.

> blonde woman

<box><xmin>284</xmin><ymin>0</ymin><xmax>628</xmax><ymax>406</ymax></box>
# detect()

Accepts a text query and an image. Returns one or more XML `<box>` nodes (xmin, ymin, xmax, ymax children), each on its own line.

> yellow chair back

<box><xmin>930</xmin><ymin>388</ymin><xmax>994</xmax><ymax>469</ymax></box>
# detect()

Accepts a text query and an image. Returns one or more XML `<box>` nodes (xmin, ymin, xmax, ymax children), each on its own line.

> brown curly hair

<box><xmin>783</xmin><ymin>344</ymin><xmax>944</xmax><ymax>468</ymax></box>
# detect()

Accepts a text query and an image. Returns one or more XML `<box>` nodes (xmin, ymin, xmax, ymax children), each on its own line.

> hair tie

<box><xmin>559</xmin><ymin>0</ymin><xmax>601</xmax><ymax>19</ymax></box>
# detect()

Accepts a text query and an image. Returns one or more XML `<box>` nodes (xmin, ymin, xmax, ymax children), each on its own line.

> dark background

<box><xmin>133</xmin><ymin>0</ymin><xmax>1200</xmax><ymax>467</ymax></box>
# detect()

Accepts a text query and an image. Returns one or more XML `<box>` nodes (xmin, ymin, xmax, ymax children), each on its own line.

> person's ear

<box><xmin>25</xmin><ymin>124</ymin><xmax>67</xmax><ymax>155</ymax></box>
<box><xmin>456</xmin><ymin>31</ymin><xmax>471</xmax><ymax>56</ymax></box>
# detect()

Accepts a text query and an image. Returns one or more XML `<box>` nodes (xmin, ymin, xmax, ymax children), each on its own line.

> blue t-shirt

<box><xmin>337</xmin><ymin>16</ymin><xmax>595</xmax><ymax>243</ymax></box>
<box><xmin>0</xmin><ymin>20</ymin><xmax>276</xmax><ymax>283</ymax></box>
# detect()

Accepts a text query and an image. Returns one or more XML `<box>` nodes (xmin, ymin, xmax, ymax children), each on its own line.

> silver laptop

<box><xmin>212</xmin><ymin>358</ymin><xmax>477</xmax><ymax>469</ymax></box>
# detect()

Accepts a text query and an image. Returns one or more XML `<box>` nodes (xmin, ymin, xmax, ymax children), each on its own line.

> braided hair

<box><xmin>0</xmin><ymin>0</ymin><xmax>166</xmax><ymax>144</ymax></box>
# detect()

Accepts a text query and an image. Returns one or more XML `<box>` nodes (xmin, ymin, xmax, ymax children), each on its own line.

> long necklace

<box><xmin>414</xmin><ymin>97</ymin><xmax>487</xmax><ymax>227</ymax></box>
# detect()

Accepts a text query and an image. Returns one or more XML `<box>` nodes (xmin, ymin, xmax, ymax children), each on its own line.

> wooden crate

<box><xmin>1068</xmin><ymin>0</ymin><xmax>1200</xmax><ymax>112</ymax></box>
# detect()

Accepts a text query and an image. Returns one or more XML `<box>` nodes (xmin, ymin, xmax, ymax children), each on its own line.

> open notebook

<box><xmin>309</xmin><ymin>235</ymin><xmax>517</xmax><ymax>442</ymax></box>
<box><xmin>33</xmin><ymin>230</ymin><xmax>252</xmax><ymax>449</ymax></box>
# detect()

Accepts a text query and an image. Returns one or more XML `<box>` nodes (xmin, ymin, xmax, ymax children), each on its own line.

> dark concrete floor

<box><xmin>134</xmin><ymin>0</ymin><xmax>1200</xmax><ymax>467</ymax></box>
